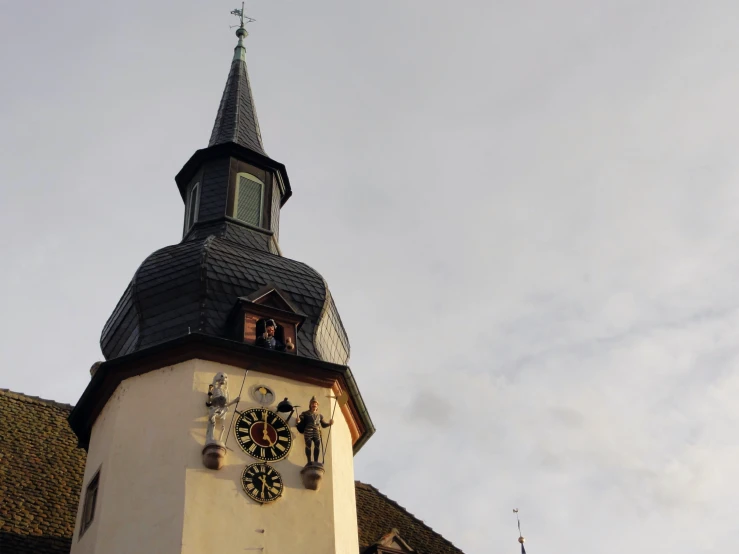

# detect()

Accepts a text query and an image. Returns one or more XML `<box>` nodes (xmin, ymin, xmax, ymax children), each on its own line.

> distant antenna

<box><xmin>513</xmin><ymin>509</ymin><xmax>527</xmax><ymax>554</ymax></box>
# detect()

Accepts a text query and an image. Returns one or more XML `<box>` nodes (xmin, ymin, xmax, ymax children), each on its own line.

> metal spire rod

<box><xmin>230</xmin><ymin>2</ymin><xmax>256</xmax><ymax>29</ymax></box>
<box><xmin>513</xmin><ymin>509</ymin><xmax>527</xmax><ymax>554</ymax></box>
<box><xmin>230</xmin><ymin>2</ymin><xmax>256</xmax><ymax>61</ymax></box>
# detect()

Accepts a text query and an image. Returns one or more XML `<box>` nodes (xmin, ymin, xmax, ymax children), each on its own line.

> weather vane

<box><xmin>230</xmin><ymin>2</ymin><xmax>256</xmax><ymax>30</ymax></box>
<box><xmin>513</xmin><ymin>509</ymin><xmax>527</xmax><ymax>554</ymax></box>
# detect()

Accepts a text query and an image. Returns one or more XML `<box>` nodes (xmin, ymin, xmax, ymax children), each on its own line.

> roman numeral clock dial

<box><xmin>242</xmin><ymin>463</ymin><xmax>284</xmax><ymax>503</ymax></box>
<box><xmin>234</xmin><ymin>408</ymin><xmax>292</xmax><ymax>462</ymax></box>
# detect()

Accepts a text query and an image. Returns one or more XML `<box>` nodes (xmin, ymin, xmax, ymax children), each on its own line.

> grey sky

<box><xmin>2</xmin><ymin>1</ymin><xmax>739</xmax><ymax>552</ymax></box>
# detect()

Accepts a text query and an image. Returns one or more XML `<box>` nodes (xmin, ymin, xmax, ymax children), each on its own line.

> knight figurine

<box><xmin>296</xmin><ymin>396</ymin><xmax>333</xmax><ymax>465</ymax></box>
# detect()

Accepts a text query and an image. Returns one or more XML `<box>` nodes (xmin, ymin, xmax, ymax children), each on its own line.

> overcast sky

<box><xmin>3</xmin><ymin>1</ymin><xmax>739</xmax><ymax>552</ymax></box>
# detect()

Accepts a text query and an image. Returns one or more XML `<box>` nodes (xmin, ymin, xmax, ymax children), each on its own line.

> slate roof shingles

<box><xmin>100</xmin><ymin>227</ymin><xmax>351</xmax><ymax>367</ymax></box>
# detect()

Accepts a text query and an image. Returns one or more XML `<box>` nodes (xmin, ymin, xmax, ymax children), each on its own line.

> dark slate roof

<box><xmin>208</xmin><ymin>46</ymin><xmax>266</xmax><ymax>155</ymax></box>
<box><xmin>0</xmin><ymin>390</ymin><xmax>85</xmax><ymax>554</ymax></box>
<box><xmin>0</xmin><ymin>390</ymin><xmax>463</xmax><ymax>554</ymax></box>
<box><xmin>100</xmin><ymin>224</ymin><xmax>350</xmax><ymax>366</ymax></box>
<box><xmin>356</xmin><ymin>482</ymin><xmax>465</xmax><ymax>554</ymax></box>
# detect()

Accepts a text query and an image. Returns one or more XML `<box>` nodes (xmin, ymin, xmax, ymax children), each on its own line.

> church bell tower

<box><xmin>68</xmin><ymin>10</ymin><xmax>374</xmax><ymax>554</ymax></box>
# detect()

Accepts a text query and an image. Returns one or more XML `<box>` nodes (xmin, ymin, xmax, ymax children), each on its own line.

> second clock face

<box><xmin>242</xmin><ymin>463</ymin><xmax>284</xmax><ymax>503</ymax></box>
<box><xmin>235</xmin><ymin>408</ymin><xmax>292</xmax><ymax>462</ymax></box>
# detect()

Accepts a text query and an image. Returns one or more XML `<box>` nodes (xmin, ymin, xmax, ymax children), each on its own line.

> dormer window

<box><xmin>227</xmin><ymin>284</ymin><xmax>305</xmax><ymax>355</ymax></box>
<box><xmin>184</xmin><ymin>181</ymin><xmax>200</xmax><ymax>233</ymax></box>
<box><xmin>232</xmin><ymin>173</ymin><xmax>264</xmax><ymax>227</ymax></box>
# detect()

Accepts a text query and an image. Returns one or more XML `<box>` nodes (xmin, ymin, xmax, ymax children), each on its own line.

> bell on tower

<box><xmin>68</xmin><ymin>7</ymin><xmax>374</xmax><ymax>554</ymax></box>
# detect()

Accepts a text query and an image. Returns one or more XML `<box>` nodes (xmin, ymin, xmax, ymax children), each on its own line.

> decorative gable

<box><xmin>245</xmin><ymin>285</ymin><xmax>299</xmax><ymax>312</ymax></box>
<box><xmin>228</xmin><ymin>283</ymin><xmax>305</xmax><ymax>355</ymax></box>
<box><xmin>364</xmin><ymin>528</ymin><xmax>416</xmax><ymax>554</ymax></box>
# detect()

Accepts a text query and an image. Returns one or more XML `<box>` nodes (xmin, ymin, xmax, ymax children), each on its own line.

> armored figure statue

<box><xmin>205</xmin><ymin>372</ymin><xmax>240</xmax><ymax>444</ymax></box>
<box><xmin>296</xmin><ymin>396</ymin><xmax>333</xmax><ymax>464</ymax></box>
<box><xmin>255</xmin><ymin>319</ymin><xmax>286</xmax><ymax>351</ymax></box>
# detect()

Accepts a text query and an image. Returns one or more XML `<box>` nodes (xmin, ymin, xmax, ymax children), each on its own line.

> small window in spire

<box><xmin>233</xmin><ymin>173</ymin><xmax>264</xmax><ymax>227</ymax></box>
<box><xmin>185</xmin><ymin>181</ymin><xmax>200</xmax><ymax>233</ymax></box>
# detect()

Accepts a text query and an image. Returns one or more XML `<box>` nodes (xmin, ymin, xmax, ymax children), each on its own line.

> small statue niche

<box><xmin>254</xmin><ymin>318</ymin><xmax>294</xmax><ymax>352</ymax></box>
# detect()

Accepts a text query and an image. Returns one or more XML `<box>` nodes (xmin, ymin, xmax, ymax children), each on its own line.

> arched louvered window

<box><xmin>233</xmin><ymin>173</ymin><xmax>264</xmax><ymax>227</ymax></box>
<box><xmin>184</xmin><ymin>181</ymin><xmax>200</xmax><ymax>233</ymax></box>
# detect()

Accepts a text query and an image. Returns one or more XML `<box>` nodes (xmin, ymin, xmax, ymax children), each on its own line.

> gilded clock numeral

<box><xmin>248</xmin><ymin>443</ymin><xmax>256</xmax><ymax>453</ymax></box>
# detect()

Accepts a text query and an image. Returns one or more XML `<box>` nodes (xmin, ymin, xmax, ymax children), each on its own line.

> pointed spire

<box><xmin>209</xmin><ymin>7</ymin><xmax>265</xmax><ymax>155</ymax></box>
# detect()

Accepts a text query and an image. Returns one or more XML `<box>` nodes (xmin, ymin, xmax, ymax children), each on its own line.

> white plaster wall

<box><xmin>71</xmin><ymin>375</ymin><xmax>123</xmax><ymax>554</ymax></box>
<box><xmin>328</xmin><ymin>403</ymin><xmax>360</xmax><ymax>554</ymax></box>
<box><xmin>72</xmin><ymin>358</ymin><xmax>359</xmax><ymax>554</ymax></box>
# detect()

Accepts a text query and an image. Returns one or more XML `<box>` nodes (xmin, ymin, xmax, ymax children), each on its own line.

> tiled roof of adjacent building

<box><xmin>356</xmin><ymin>481</ymin><xmax>465</xmax><ymax>554</ymax></box>
<box><xmin>0</xmin><ymin>390</ymin><xmax>464</xmax><ymax>554</ymax></box>
<box><xmin>0</xmin><ymin>390</ymin><xmax>85</xmax><ymax>554</ymax></box>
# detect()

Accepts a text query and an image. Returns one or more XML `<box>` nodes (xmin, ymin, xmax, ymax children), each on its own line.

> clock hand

<box><xmin>260</xmin><ymin>411</ymin><xmax>275</xmax><ymax>446</ymax></box>
<box><xmin>261</xmin><ymin>426</ymin><xmax>274</xmax><ymax>446</ymax></box>
<box><xmin>259</xmin><ymin>475</ymin><xmax>267</xmax><ymax>495</ymax></box>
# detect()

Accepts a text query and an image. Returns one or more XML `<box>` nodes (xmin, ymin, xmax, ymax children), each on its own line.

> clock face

<box><xmin>241</xmin><ymin>463</ymin><xmax>284</xmax><ymax>503</ymax></box>
<box><xmin>234</xmin><ymin>408</ymin><xmax>292</xmax><ymax>462</ymax></box>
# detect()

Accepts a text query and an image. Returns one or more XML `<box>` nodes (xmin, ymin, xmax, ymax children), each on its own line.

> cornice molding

<box><xmin>69</xmin><ymin>333</ymin><xmax>374</xmax><ymax>452</ymax></box>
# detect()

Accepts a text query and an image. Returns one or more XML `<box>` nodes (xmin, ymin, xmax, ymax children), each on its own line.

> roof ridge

<box><xmin>0</xmin><ymin>388</ymin><xmax>74</xmax><ymax>411</ymax></box>
<box><xmin>354</xmin><ymin>481</ymin><xmax>465</xmax><ymax>553</ymax></box>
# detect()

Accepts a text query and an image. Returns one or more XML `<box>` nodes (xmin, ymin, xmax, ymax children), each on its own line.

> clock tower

<box><xmin>68</xmin><ymin>12</ymin><xmax>374</xmax><ymax>554</ymax></box>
